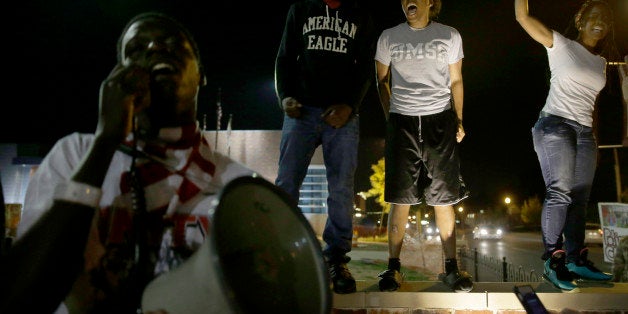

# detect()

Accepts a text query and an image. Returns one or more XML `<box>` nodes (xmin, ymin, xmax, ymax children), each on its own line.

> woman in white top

<box><xmin>515</xmin><ymin>0</ymin><xmax>615</xmax><ymax>291</ymax></box>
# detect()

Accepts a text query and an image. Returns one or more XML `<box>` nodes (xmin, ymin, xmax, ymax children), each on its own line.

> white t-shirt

<box><xmin>18</xmin><ymin>131</ymin><xmax>255</xmax><ymax>313</ymax></box>
<box><xmin>542</xmin><ymin>31</ymin><xmax>607</xmax><ymax>127</ymax></box>
<box><xmin>19</xmin><ymin>132</ymin><xmax>255</xmax><ymax>241</ymax></box>
<box><xmin>375</xmin><ymin>21</ymin><xmax>464</xmax><ymax>116</ymax></box>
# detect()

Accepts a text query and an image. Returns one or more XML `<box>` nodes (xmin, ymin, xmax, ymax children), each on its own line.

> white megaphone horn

<box><xmin>141</xmin><ymin>176</ymin><xmax>332</xmax><ymax>313</ymax></box>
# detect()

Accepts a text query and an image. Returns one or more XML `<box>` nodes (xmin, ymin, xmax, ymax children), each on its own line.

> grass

<box><xmin>349</xmin><ymin>258</ymin><xmax>433</xmax><ymax>281</ymax></box>
<box><xmin>317</xmin><ymin>237</ymin><xmax>435</xmax><ymax>281</ymax></box>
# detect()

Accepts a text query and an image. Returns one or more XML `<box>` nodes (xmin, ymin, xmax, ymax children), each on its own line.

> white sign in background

<box><xmin>598</xmin><ymin>202</ymin><xmax>628</xmax><ymax>263</ymax></box>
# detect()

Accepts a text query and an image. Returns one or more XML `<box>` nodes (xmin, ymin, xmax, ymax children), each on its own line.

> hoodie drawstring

<box><xmin>335</xmin><ymin>11</ymin><xmax>341</xmax><ymax>38</ymax></box>
<box><xmin>325</xmin><ymin>4</ymin><xmax>342</xmax><ymax>39</ymax></box>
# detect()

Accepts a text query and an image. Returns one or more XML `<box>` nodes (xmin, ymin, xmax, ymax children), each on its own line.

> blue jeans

<box><xmin>275</xmin><ymin>105</ymin><xmax>359</xmax><ymax>262</ymax></box>
<box><xmin>532</xmin><ymin>114</ymin><xmax>597</xmax><ymax>262</ymax></box>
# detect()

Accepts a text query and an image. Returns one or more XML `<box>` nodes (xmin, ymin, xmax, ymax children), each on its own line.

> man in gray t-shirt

<box><xmin>374</xmin><ymin>0</ymin><xmax>471</xmax><ymax>293</ymax></box>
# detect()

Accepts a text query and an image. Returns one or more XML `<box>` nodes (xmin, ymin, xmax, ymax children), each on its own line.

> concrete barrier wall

<box><xmin>203</xmin><ymin>131</ymin><xmax>328</xmax><ymax>237</ymax></box>
<box><xmin>202</xmin><ymin>130</ymin><xmax>324</xmax><ymax>183</ymax></box>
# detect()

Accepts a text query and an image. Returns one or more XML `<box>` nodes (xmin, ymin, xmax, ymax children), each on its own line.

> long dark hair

<box><xmin>563</xmin><ymin>0</ymin><xmax>621</xmax><ymax>60</ymax></box>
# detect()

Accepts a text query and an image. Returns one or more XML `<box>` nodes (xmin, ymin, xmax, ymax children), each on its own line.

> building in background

<box><xmin>0</xmin><ymin>132</ymin><xmax>333</xmax><ymax>237</ymax></box>
<box><xmin>0</xmin><ymin>144</ymin><xmax>42</xmax><ymax>205</ymax></box>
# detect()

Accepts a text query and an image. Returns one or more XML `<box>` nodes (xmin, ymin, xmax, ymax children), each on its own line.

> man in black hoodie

<box><xmin>274</xmin><ymin>0</ymin><xmax>375</xmax><ymax>294</ymax></box>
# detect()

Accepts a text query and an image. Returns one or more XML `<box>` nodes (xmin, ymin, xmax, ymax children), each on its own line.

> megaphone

<box><xmin>141</xmin><ymin>176</ymin><xmax>331</xmax><ymax>313</ymax></box>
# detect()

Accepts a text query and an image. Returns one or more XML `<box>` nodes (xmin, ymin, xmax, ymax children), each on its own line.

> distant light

<box><xmin>12</xmin><ymin>156</ymin><xmax>43</xmax><ymax>165</ymax></box>
<box><xmin>425</xmin><ymin>227</ymin><xmax>439</xmax><ymax>235</ymax></box>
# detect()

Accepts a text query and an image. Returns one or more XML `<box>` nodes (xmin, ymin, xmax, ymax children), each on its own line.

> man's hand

<box><xmin>282</xmin><ymin>97</ymin><xmax>302</xmax><ymax>118</ymax></box>
<box><xmin>456</xmin><ymin>121</ymin><xmax>465</xmax><ymax>143</ymax></box>
<box><xmin>322</xmin><ymin>104</ymin><xmax>353</xmax><ymax>129</ymax></box>
<box><xmin>97</xmin><ymin>64</ymin><xmax>150</xmax><ymax>142</ymax></box>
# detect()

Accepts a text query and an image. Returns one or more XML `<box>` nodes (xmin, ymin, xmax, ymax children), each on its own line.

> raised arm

<box><xmin>1</xmin><ymin>64</ymin><xmax>142</xmax><ymax>313</ymax></box>
<box><xmin>515</xmin><ymin>0</ymin><xmax>554</xmax><ymax>48</ymax></box>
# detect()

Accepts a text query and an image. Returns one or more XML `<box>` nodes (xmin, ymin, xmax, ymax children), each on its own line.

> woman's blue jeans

<box><xmin>532</xmin><ymin>113</ymin><xmax>597</xmax><ymax>262</ymax></box>
<box><xmin>275</xmin><ymin>105</ymin><xmax>359</xmax><ymax>262</ymax></box>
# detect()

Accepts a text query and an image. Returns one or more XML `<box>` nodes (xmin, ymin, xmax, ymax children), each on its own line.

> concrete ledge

<box><xmin>332</xmin><ymin>281</ymin><xmax>628</xmax><ymax>312</ymax></box>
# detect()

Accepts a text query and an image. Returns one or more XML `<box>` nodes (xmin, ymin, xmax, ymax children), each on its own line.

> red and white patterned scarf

<box><xmin>99</xmin><ymin>124</ymin><xmax>216</xmax><ymax>249</ymax></box>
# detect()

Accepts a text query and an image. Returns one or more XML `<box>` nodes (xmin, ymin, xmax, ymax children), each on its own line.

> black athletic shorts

<box><xmin>384</xmin><ymin>109</ymin><xmax>469</xmax><ymax>206</ymax></box>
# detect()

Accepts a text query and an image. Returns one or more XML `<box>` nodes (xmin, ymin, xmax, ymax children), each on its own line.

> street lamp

<box><xmin>504</xmin><ymin>196</ymin><xmax>513</xmax><ymax>217</ymax></box>
<box><xmin>457</xmin><ymin>206</ymin><xmax>464</xmax><ymax>234</ymax></box>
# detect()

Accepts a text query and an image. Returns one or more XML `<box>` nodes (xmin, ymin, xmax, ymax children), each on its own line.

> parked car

<box><xmin>472</xmin><ymin>224</ymin><xmax>504</xmax><ymax>240</ymax></box>
<box><xmin>584</xmin><ymin>222</ymin><xmax>603</xmax><ymax>246</ymax></box>
<box><xmin>422</xmin><ymin>224</ymin><xmax>439</xmax><ymax>240</ymax></box>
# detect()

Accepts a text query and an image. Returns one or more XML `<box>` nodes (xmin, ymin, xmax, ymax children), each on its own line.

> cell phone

<box><xmin>513</xmin><ymin>285</ymin><xmax>548</xmax><ymax>314</ymax></box>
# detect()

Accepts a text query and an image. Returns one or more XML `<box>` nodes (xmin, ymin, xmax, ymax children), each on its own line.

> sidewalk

<box><xmin>334</xmin><ymin>281</ymin><xmax>628</xmax><ymax>312</ymax></box>
<box><xmin>339</xmin><ymin>236</ymin><xmax>628</xmax><ymax>312</ymax></box>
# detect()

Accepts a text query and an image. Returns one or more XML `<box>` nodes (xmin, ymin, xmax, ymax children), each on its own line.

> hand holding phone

<box><xmin>514</xmin><ymin>285</ymin><xmax>548</xmax><ymax>314</ymax></box>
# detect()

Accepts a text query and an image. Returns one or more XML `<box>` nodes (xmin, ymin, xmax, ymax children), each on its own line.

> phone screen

<box><xmin>514</xmin><ymin>285</ymin><xmax>548</xmax><ymax>314</ymax></box>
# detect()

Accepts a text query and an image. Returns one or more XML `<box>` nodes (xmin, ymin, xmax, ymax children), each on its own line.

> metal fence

<box><xmin>458</xmin><ymin>246</ymin><xmax>543</xmax><ymax>282</ymax></box>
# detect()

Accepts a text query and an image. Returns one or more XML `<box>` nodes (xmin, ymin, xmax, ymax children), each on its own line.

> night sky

<box><xmin>4</xmin><ymin>0</ymin><xmax>628</xmax><ymax>211</ymax></box>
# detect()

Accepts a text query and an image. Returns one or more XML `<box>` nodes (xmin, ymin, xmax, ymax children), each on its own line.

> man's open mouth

<box><xmin>407</xmin><ymin>4</ymin><xmax>417</xmax><ymax>15</ymax></box>
<box><xmin>151</xmin><ymin>63</ymin><xmax>176</xmax><ymax>76</ymax></box>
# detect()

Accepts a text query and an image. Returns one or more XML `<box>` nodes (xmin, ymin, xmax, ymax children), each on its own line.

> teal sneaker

<box><xmin>543</xmin><ymin>250</ymin><xmax>577</xmax><ymax>291</ymax></box>
<box><xmin>567</xmin><ymin>248</ymin><xmax>613</xmax><ymax>281</ymax></box>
